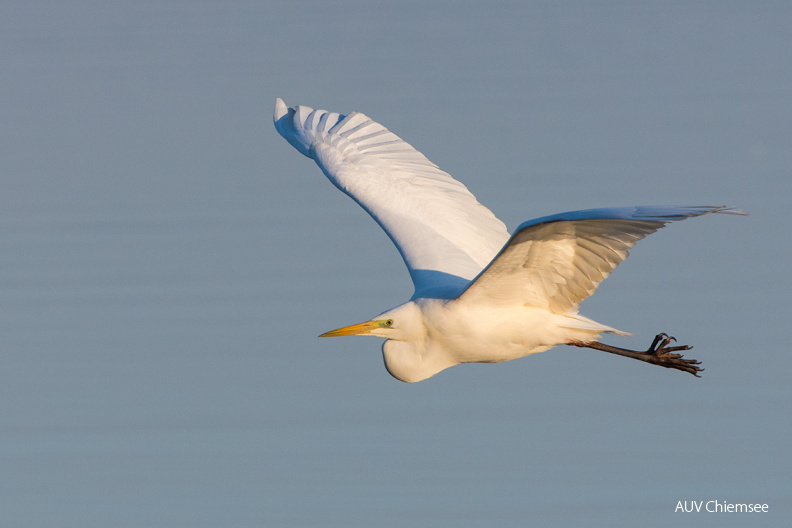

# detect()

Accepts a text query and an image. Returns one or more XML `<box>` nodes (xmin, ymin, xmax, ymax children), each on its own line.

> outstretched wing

<box><xmin>459</xmin><ymin>206</ymin><xmax>746</xmax><ymax>313</ymax></box>
<box><xmin>274</xmin><ymin>98</ymin><xmax>510</xmax><ymax>298</ymax></box>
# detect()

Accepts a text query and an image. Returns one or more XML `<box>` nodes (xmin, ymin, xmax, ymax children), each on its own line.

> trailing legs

<box><xmin>567</xmin><ymin>333</ymin><xmax>703</xmax><ymax>377</ymax></box>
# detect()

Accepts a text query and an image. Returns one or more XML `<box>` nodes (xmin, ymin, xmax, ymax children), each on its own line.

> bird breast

<box><xmin>416</xmin><ymin>299</ymin><xmax>562</xmax><ymax>364</ymax></box>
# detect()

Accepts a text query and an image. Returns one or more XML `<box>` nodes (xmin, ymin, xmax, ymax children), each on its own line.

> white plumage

<box><xmin>274</xmin><ymin>98</ymin><xmax>508</xmax><ymax>298</ymax></box>
<box><xmin>274</xmin><ymin>98</ymin><xmax>745</xmax><ymax>382</ymax></box>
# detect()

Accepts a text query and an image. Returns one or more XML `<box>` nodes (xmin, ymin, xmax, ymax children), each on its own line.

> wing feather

<box><xmin>274</xmin><ymin>100</ymin><xmax>746</xmax><ymax>306</ymax></box>
<box><xmin>274</xmin><ymin>98</ymin><xmax>510</xmax><ymax>298</ymax></box>
<box><xmin>459</xmin><ymin>206</ymin><xmax>745</xmax><ymax>313</ymax></box>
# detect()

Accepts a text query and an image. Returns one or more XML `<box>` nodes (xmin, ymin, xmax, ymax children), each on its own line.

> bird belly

<box><xmin>421</xmin><ymin>301</ymin><xmax>603</xmax><ymax>365</ymax></box>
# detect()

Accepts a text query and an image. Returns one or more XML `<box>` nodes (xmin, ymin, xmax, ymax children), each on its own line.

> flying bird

<box><xmin>273</xmin><ymin>98</ymin><xmax>744</xmax><ymax>382</ymax></box>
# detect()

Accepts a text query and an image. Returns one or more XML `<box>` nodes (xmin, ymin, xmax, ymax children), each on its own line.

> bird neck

<box><xmin>381</xmin><ymin>339</ymin><xmax>457</xmax><ymax>383</ymax></box>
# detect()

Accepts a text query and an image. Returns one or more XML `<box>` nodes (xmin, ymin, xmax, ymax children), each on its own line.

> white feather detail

<box><xmin>460</xmin><ymin>206</ymin><xmax>745</xmax><ymax>313</ymax></box>
<box><xmin>274</xmin><ymin>98</ymin><xmax>510</xmax><ymax>297</ymax></box>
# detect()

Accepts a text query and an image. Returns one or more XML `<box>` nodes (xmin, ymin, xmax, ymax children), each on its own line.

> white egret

<box><xmin>273</xmin><ymin>98</ymin><xmax>745</xmax><ymax>382</ymax></box>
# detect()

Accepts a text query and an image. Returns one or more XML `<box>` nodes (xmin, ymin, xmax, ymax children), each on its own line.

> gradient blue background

<box><xmin>1</xmin><ymin>1</ymin><xmax>789</xmax><ymax>526</ymax></box>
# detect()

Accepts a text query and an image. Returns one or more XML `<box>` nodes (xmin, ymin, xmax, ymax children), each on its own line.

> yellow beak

<box><xmin>319</xmin><ymin>320</ymin><xmax>383</xmax><ymax>337</ymax></box>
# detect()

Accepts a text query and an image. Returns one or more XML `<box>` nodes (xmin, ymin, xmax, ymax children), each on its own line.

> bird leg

<box><xmin>567</xmin><ymin>333</ymin><xmax>703</xmax><ymax>377</ymax></box>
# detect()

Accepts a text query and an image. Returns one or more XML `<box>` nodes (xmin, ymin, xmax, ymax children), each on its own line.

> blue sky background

<box><xmin>1</xmin><ymin>1</ymin><xmax>790</xmax><ymax>526</ymax></box>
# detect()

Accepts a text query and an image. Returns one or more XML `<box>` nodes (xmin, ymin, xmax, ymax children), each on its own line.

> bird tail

<box><xmin>560</xmin><ymin>313</ymin><xmax>632</xmax><ymax>337</ymax></box>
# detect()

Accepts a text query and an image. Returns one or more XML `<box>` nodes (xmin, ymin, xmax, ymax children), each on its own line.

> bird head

<box><xmin>318</xmin><ymin>301</ymin><xmax>455</xmax><ymax>382</ymax></box>
<box><xmin>318</xmin><ymin>302</ymin><xmax>422</xmax><ymax>340</ymax></box>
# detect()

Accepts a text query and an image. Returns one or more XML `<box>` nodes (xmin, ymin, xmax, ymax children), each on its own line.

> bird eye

<box><xmin>385</xmin><ymin>319</ymin><xmax>394</xmax><ymax>327</ymax></box>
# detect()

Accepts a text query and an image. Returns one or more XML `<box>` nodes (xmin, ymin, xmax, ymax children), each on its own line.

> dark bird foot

<box><xmin>568</xmin><ymin>333</ymin><xmax>703</xmax><ymax>377</ymax></box>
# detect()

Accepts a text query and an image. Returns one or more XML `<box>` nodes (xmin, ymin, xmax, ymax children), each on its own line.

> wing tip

<box><xmin>274</xmin><ymin>97</ymin><xmax>288</xmax><ymax>122</ymax></box>
<box><xmin>273</xmin><ymin>97</ymin><xmax>292</xmax><ymax>141</ymax></box>
<box><xmin>632</xmin><ymin>205</ymin><xmax>748</xmax><ymax>220</ymax></box>
<box><xmin>517</xmin><ymin>205</ymin><xmax>748</xmax><ymax>230</ymax></box>
<box><xmin>273</xmin><ymin>98</ymin><xmax>320</xmax><ymax>158</ymax></box>
<box><xmin>711</xmin><ymin>205</ymin><xmax>749</xmax><ymax>216</ymax></box>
